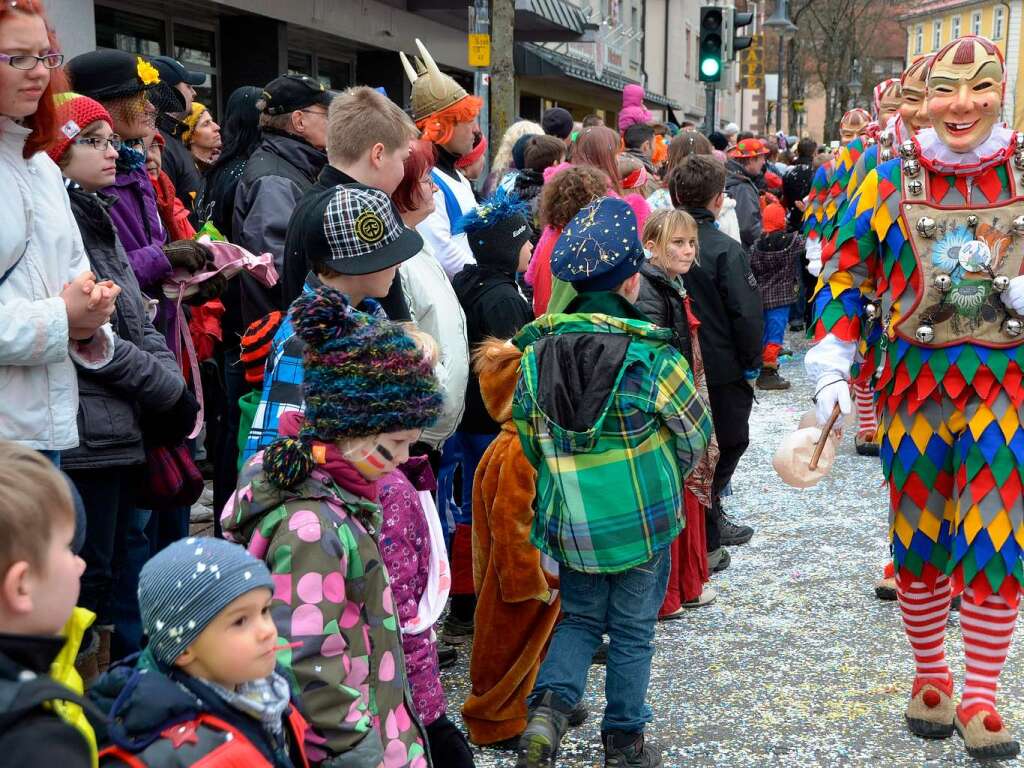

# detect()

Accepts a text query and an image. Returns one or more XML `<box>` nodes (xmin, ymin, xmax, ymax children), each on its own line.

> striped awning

<box><xmin>514</xmin><ymin>0</ymin><xmax>597</xmax><ymax>42</ymax></box>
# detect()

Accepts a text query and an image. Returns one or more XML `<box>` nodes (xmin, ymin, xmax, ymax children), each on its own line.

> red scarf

<box><xmin>277</xmin><ymin>411</ymin><xmax>379</xmax><ymax>502</ymax></box>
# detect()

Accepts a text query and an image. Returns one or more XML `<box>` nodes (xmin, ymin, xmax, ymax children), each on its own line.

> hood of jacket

<box><xmin>622</xmin><ymin>83</ymin><xmax>645</xmax><ymax>109</ymax></box>
<box><xmin>513</xmin><ymin>291</ymin><xmax>671</xmax><ymax>452</ymax></box>
<box><xmin>475</xmin><ymin>338</ymin><xmax>523</xmax><ymax>424</ymax></box>
<box><xmin>451</xmin><ymin>257</ymin><xmax>522</xmax><ymax>310</ymax></box>
<box><xmin>256</xmin><ymin>131</ymin><xmax>327</xmax><ymax>184</ymax></box>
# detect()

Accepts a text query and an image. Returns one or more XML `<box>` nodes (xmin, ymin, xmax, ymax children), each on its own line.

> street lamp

<box><xmin>848</xmin><ymin>57</ymin><xmax>864</xmax><ymax>102</ymax></box>
<box><xmin>764</xmin><ymin>0</ymin><xmax>797</xmax><ymax>133</ymax></box>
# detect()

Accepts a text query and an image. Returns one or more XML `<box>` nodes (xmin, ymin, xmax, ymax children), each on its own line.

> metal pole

<box><xmin>705</xmin><ymin>83</ymin><xmax>717</xmax><ymax>135</ymax></box>
<box><xmin>775</xmin><ymin>34</ymin><xmax>783</xmax><ymax>133</ymax></box>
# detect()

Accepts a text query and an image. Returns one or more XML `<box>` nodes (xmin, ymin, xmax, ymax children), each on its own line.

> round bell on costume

<box><xmin>916</xmin><ymin>216</ymin><xmax>936</xmax><ymax>237</ymax></box>
<box><xmin>933</xmin><ymin>274</ymin><xmax>953</xmax><ymax>292</ymax></box>
<box><xmin>773</xmin><ymin>427</ymin><xmax>838</xmax><ymax>489</ymax></box>
<box><xmin>908</xmin><ymin>180</ymin><xmax>923</xmax><ymax>196</ymax></box>
<box><xmin>993</xmin><ymin>275</ymin><xmax>1011</xmax><ymax>292</ymax></box>
<box><xmin>1005</xmin><ymin>317</ymin><xmax>1024</xmax><ymax>337</ymax></box>
<box><xmin>966</xmin><ymin>214</ymin><xmax>980</xmax><ymax>228</ymax></box>
<box><xmin>864</xmin><ymin>302</ymin><xmax>879</xmax><ymax>320</ymax></box>
<box><xmin>1014</xmin><ymin>152</ymin><xmax>1024</xmax><ymax>170</ymax></box>
<box><xmin>916</xmin><ymin>325</ymin><xmax>935</xmax><ymax>343</ymax></box>
<box><xmin>1012</xmin><ymin>215</ymin><xmax>1024</xmax><ymax>236</ymax></box>
<box><xmin>903</xmin><ymin>159</ymin><xmax>921</xmax><ymax>177</ymax></box>
<box><xmin>899</xmin><ymin>140</ymin><xmax>917</xmax><ymax>159</ymax></box>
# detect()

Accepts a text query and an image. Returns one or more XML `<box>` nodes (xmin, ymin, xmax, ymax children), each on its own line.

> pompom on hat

<box><xmin>47</xmin><ymin>92</ymin><xmax>113</xmax><ymax>164</ymax></box>
<box><xmin>551</xmin><ymin>197</ymin><xmax>644</xmax><ymax>292</ymax></box>
<box><xmin>138</xmin><ymin>537</ymin><xmax>273</xmax><ymax>666</ymax></box>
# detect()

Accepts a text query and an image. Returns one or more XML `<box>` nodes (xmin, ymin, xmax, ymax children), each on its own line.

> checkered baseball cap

<box><xmin>290</xmin><ymin>184</ymin><xmax>423</xmax><ymax>276</ymax></box>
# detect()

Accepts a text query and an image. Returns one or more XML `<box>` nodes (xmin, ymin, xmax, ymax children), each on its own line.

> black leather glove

<box><xmin>142</xmin><ymin>388</ymin><xmax>200</xmax><ymax>446</ymax></box>
<box><xmin>185</xmin><ymin>272</ymin><xmax>228</xmax><ymax>306</ymax></box>
<box><xmin>163</xmin><ymin>240</ymin><xmax>210</xmax><ymax>273</ymax></box>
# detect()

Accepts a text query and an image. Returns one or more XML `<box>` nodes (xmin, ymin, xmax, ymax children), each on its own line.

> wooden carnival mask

<box><xmin>927</xmin><ymin>36</ymin><xmax>1004</xmax><ymax>154</ymax></box>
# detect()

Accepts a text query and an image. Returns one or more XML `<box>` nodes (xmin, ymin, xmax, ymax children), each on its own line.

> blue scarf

<box><xmin>116</xmin><ymin>139</ymin><xmax>146</xmax><ymax>174</ymax></box>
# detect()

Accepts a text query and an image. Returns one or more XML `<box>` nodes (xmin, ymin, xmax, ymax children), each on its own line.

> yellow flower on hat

<box><xmin>136</xmin><ymin>57</ymin><xmax>160</xmax><ymax>86</ymax></box>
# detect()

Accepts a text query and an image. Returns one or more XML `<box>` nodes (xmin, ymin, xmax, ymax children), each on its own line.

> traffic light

<box><xmin>699</xmin><ymin>6</ymin><xmax>724</xmax><ymax>82</ymax></box>
<box><xmin>728</xmin><ymin>10</ymin><xmax>754</xmax><ymax>60</ymax></box>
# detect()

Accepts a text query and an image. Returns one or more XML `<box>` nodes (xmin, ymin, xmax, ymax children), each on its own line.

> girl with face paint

<box><xmin>806</xmin><ymin>35</ymin><xmax>1024</xmax><ymax>759</ymax></box>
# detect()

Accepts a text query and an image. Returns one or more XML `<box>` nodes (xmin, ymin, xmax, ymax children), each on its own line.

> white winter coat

<box><xmin>400</xmin><ymin>243</ymin><xmax>469</xmax><ymax>447</ymax></box>
<box><xmin>0</xmin><ymin>118</ymin><xmax>113</xmax><ymax>450</ymax></box>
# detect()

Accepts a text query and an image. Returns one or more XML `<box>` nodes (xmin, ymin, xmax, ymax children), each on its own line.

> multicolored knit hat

<box><xmin>48</xmin><ymin>93</ymin><xmax>113</xmax><ymax>164</ymax></box>
<box><xmin>264</xmin><ymin>288</ymin><xmax>442</xmax><ymax>488</ymax></box>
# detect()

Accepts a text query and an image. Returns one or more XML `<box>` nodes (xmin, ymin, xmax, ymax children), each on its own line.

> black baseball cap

<box><xmin>151</xmin><ymin>55</ymin><xmax>206</xmax><ymax>87</ymax></box>
<box><xmin>261</xmin><ymin>74</ymin><xmax>334</xmax><ymax>116</ymax></box>
<box><xmin>290</xmin><ymin>185</ymin><xmax>422</xmax><ymax>276</ymax></box>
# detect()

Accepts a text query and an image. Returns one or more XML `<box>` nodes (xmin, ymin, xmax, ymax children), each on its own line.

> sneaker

<box><xmin>707</xmin><ymin>547</ymin><xmax>730</xmax><ymax>573</ymax></box>
<box><xmin>591</xmin><ymin>641</ymin><xmax>609</xmax><ymax>665</ymax></box>
<box><xmin>516</xmin><ymin>692</ymin><xmax>570</xmax><ymax>768</ymax></box>
<box><xmin>756</xmin><ymin>367</ymin><xmax>791</xmax><ymax>391</ymax></box>
<box><xmin>855</xmin><ymin>434</ymin><xmax>881</xmax><ymax>457</ymax></box>
<box><xmin>603</xmin><ymin>731</ymin><xmax>663</xmax><ymax>767</ymax></box>
<box><xmin>779</xmin><ymin>347</ymin><xmax>793</xmax><ymax>358</ymax></box>
<box><xmin>789</xmin><ymin>321</ymin><xmax>806</xmax><ymax>332</ymax></box>
<box><xmin>717</xmin><ymin>509</ymin><xmax>754</xmax><ymax>546</ymax></box>
<box><xmin>437</xmin><ymin>644</ymin><xmax>458</xmax><ymax>669</ymax></box>
<box><xmin>567</xmin><ymin>700</ymin><xmax>589</xmax><ymax>727</ymax></box>
<box><xmin>682</xmin><ymin>584</ymin><xmax>718</xmax><ymax>608</ymax></box>
<box><xmin>441</xmin><ymin>614</ymin><xmax>474</xmax><ymax>645</ymax></box>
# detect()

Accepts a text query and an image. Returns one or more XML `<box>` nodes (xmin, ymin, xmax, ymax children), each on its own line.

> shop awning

<box><xmin>514</xmin><ymin>0</ymin><xmax>598</xmax><ymax>42</ymax></box>
<box><xmin>515</xmin><ymin>42</ymin><xmax>679</xmax><ymax>109</ymax></box>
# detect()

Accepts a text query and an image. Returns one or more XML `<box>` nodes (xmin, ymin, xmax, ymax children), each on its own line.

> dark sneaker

<box><xmin>707</xmin><ymin>547</ymin><xmax>730</xmax><ymax>573</ymax></box>
<box><xmin>757</xmin><ymin>368</ymin><xmax>791</xmax><ymax>390</ymax></box>
<box><xmin>516</xmin><ymin>692</ymin><xmax>570</xmax><ymax>768</ymax></box>
<box><xmin>789</xmin><ymin>321</ymin><xmax>806</xmax><ymax>332</ymax></box>
<box><xmin>855</xmin><ymin>434</ymin><xmax>881</xmax><ymax>456</ymax></box>
<box><xmin>779</xmin><ymin>347</ymin><xmax>793</xmax><ymax>358</ymax></box>
<box><xmin>437</xmin><ymin>644</ymin><xmax>458</xmax><ymax>669</ymax></box>
<box><xmin>591</xmin><ymin>641</ymin><xmax>609</xmax><ymax>665</ymax></box>
<box><xmin>603</xmin><ymin>731</ymin><xmax>663</xmax><ymax>768</ymax></box>
<box><xmin>717</xmin><ymin>510</ymin><xmax>754</xmax><ymax>546</ymax></box>
<box><xmin>568</xmin><ymin>700</ymin><xmax>589</xmax><ymax>727</ymax></box>
<box><xmin>441</xmin><ymin>614</ymin><xmax>474</xmax><ymax>645</ymax></box>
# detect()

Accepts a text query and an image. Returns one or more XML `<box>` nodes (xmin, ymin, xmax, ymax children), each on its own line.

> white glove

<box><xmin>1001</xmin><ymin>275</ymin><xmax>1024</xmax><ymax>315</ymax></box>
<box><xmin>805</xmin><ymin>237</ymin><xmax>823</xmax><ymax>277</ymax></box>
<box><xmin>814</xmin><ymin>375</ymin><xmax>852</xmax><ymax>428</ymax></box>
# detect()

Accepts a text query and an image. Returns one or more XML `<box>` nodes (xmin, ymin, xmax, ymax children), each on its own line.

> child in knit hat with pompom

<box><xmin>223</xmin><ymin>287</ymin><xmax>448</xmax><ymax>768</ymax></box>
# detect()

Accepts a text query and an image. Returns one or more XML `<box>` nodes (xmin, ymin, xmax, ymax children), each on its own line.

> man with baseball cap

<box><xmin>242</xmin><ymin>185</ymin><xmax>423</xmax><ymax>459</ymax></box>
<box><xmin>725</xmin><ymin>138</ymin><xmax>769</xmax><ymax>250</ymax></box>
<box><xmin>233</xmin><ymin>74</ymin><xmax>335</xmax><ymax>329</ymax></box>
<box><xmin>150</xmin><ymin>55</ymin><xmax>206</xmax><ymax>215</ymax></box>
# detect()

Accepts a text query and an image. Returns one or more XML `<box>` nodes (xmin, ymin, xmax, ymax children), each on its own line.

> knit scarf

<box><xmin>116</xmin><ymin>140</ymin><xmax>146</xmax><ymax>174</ymax></box>
<box><xmin>278</xmin><ymin>411</ymin><xmax>379</xmax><ymax>502</ymax></box>
<box><xmin>203</xmin><ymin>671</ymin><xmax>291</xmax><ymax>739</ymax></box>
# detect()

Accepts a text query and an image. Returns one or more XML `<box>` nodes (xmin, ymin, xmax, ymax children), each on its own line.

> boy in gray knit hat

<box><xmin>88</xmin><ymin>537</ymin><xmax>310</xmax><ymax>765</ymax></box>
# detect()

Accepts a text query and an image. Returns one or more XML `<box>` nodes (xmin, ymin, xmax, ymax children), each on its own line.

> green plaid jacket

<box><xmin>512</xmin><ymin>300</ymin><xmax>711</xmax><ymax>574</ymax></box>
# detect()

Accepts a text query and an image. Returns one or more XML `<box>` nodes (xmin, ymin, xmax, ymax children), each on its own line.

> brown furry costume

<box><xmin>461</xmin><ymin>339</ymin><xmax>560</xmax><ymax>745</ymax></box>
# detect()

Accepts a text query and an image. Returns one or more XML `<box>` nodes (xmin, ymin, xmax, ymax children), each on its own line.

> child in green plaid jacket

<box><xmin>511</xmin><ymin>198</ymin><xmax>711</xmax><ymax>768</ymax></box>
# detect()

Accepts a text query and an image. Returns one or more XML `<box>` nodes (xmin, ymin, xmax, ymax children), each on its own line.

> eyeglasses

<box><xmin>74</xmin><ymin>135</ymin><xmax>123</xmax><ymax>152</ymax></box>
<box><xmin>0</xmin><ymin>52</ymin><xmax>64</xmax><ymax>70</ymax></box>
<box><xmin>299</xmin><ymin>109</ymin><xmax>328</xmax><ymax>118</ymax></box>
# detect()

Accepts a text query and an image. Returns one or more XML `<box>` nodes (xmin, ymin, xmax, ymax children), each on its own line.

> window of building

<box><xmin>630</xmin><ymin>6</ymin><xmax>639</xmax><ymax>66</ymax></box>
<box><xmin>951</xmin><ymin>15</ymin><xmax>961</xmax><ymax>38</ymax></box>
<box><xmin>288</xmin><ymin>51</ymin><xmax>314</xmax><ymax>77</ymax></box>
<box><xmin>174</xmin><ymin>22</ymin><xmax>217</xmax><ymax>112</ymax></box>
<box><xmin>932</xmin><ymin>20</ymin><xmax>942</xmax><ymax>51</ymax></box>
<box><xmin>971</xmin><ymin>11</ymin><xmax>982</xmax><ymax>35</ymax></box>
<box><xmin>994</xmin><ymin>7</ymin><xmax>1005</xmax><ymax>38</ymax></box>
<box><xmin>685</xmin><ymin>28</ymin><xmax>691</xmax><ymax>79</ymax></box>
<box><xmin>914</xmin><ymin>24</ymin><xmax>923</xmax><ymax>54</ymax></box>
<box><xmin>288</xmin><ymin>50</ymin><xmax>354</xmax><ymax>90</ymax></box>
<box><xmin>95</xmin><ymin>6</ymin><xmax>164</xmax><ymax>57</ymax></box>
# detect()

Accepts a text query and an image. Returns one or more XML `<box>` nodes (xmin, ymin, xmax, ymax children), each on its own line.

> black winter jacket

<box><xmin>453</xmin><ymin>259</ymin><xmax>533</xmax><ymax>434</ymax></box>
<box><xmin>681</xmin><ymin>207</ymin><xmax>764</xmax><ymax>385</ymax></box>
<box><xmin>0</xmin><ymin>633</ymin><xmax>92</xmax><ymax>768</ymax></box>
<box><xmin>725</xmin><ymin>159</ymin><xmax>763</xmax><ymax>251</ymax></box>
<box><xmin>62</xmin><ymin>185</ymin><xmax>185</xmax><ymax>471</ymax></box>
<box><xmin>635</xmin><ymin>261</ymin><xmax>693</xmax><ymax>366</ymax></box>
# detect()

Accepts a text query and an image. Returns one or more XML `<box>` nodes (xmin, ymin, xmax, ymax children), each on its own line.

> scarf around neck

<box><xmin>203</xmin><ymin>671</ymin><xmax>291</xmax><ymax>740</ymax></box>
<box><xmin>277</xmin><ymin>411</ymin><xmax>379</xmax><ymax>502</ymax></box>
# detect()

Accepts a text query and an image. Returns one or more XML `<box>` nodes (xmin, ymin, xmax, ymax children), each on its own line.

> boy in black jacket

<box><xmin>668</xmin><ymin>155</ymin><xmax>764</xmax><ymax>555</ymax></box>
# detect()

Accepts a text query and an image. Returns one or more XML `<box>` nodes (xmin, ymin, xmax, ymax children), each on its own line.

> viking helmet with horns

<box><xmin>400</xmin><ymin>39</ymin><xmax>471</xmax><ymax>123</ymax></box>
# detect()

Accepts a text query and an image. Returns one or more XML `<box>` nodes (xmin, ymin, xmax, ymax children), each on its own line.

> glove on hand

<box><xmin>805</xmin><ymin>237</ymin><xmax>823</xmax><ymax>278</ymax></box>
<box><xmin>185</xmin><ymin>272</ymin><xmax>228</xmax><ymax>306</ymax></box>
<box><xmin>1000</xmin><ymin>275</ymin><xmax>1024</xmax><ymax>316</ymax></box>
<box><xmin>163</xmin><ymin>240</ymin><xmax>210</xmax><ymax>273</ymax></box>
<box><xmin>814</xmin><ymin>375</ymin><xmax>851</xmax><ymax>430</ymax></box>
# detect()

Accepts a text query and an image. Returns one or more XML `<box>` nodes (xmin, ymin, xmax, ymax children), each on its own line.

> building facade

<box><xmin>901</xmin><ymin>0</ymin><xmax>1023</xmax><ymax>130</ymax></box>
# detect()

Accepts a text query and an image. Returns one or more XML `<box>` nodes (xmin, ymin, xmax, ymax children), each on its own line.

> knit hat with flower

<box><xmin>263</xmin><ymin>287</ymin><xmax>443</xmax><ymax>488</ymax></box>
<box><xmin>47</xmin><ymin>93</ymin><xmax>113</xmax><ymax>164</ymax></box>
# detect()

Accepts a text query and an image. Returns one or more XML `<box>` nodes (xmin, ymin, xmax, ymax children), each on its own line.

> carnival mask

<box><xmin>839</xmin><ymin>108</ymin><xmax>871</xmax><ymax>146</ymax></box>
<box><xmin>878</xmin><ymin>82</ymin><xmax>902</xmax><ymax>126</ymax></box>
<box><xmin>898</xmin><ymin>69</ymin><xmax>931</xmax><ymax>136</ymax></box>
<box><xmin>927</xmin><ymin>36</ymin><xmax>1004</xmax><ymax>154</ymax></box>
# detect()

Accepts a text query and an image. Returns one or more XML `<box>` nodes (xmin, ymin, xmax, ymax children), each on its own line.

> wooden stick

<box><xmin>809</xmin><ymin>403</ymin><xmax>842</xmax><ymax>471</ymax></box>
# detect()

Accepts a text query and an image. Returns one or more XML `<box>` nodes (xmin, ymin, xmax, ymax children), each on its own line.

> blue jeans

<box><xmin>762</xmin><ymin>305</ymin><xmax>790</xmax><ymax>349</ymax></box>
<box><xmin>529</xmin><ymin>550</ymin><xmax>671</xmax><ymax>733</ymax></box>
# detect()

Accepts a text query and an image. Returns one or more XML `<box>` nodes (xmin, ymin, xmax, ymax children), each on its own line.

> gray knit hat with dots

<box><xmin>138</xmin><ymin>536</ymin><xmax>274</xmax><ymax>665</ymax></box>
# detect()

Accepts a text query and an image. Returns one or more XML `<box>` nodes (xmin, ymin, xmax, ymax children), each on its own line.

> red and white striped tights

<box><xmin>854</xmin><ymin>381</ymin><xmax>877</xmax><ymax>441</ymax></box>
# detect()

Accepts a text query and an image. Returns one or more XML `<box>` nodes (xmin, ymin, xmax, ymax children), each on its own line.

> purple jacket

<box><xmin>104</xmin><ymin>167</ymin><xmax>176</xmax><ymax>338</ymax></box>
<box><xmin>377</xmin><ymin>457</ymin><xmax>446</xmax><ymax>726</ymax></box>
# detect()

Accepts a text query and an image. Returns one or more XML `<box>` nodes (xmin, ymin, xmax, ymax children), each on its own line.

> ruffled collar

<box><xmin>915</xmin><ymin>125</ymin><xmax>1016</xmax><ymax>176</ymax></box>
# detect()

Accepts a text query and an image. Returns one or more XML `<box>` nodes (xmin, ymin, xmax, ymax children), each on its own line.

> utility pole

<box><xmin>489</xmin><ymin>0</ymin><xmax>515</xmax><ymax>161</ymax></box>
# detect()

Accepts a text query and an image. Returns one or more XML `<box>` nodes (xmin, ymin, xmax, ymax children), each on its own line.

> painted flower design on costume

<box><xmin>136</xmin><ymin>57</ymin><xmax>160</xmax><ymax>86</ymax></box>
<box><xmin>931</xmin><ymin>225</ymin><xmax>974</xmax><ymax>284</ymax></box>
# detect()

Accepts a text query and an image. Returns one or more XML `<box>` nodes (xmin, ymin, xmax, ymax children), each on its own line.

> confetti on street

<box><xmin>443</xmin><ymin>331</ymin><xmax>1024</xmax><ymax>767</ymax></box>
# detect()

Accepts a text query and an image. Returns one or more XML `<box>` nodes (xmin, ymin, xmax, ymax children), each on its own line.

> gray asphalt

<box><xmin>441</xmin><ymin>330</ymin><xmax>1024</xmax><ymax>767</ymax></box>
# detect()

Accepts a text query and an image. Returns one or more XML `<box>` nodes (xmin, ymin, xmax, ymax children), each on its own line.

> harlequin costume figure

<box><xmin>807</xmin><ymin>35</ymin><xmax>1024</xmax><ymax>759</ymax></box>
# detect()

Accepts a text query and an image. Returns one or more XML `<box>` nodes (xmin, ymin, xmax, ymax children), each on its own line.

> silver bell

<box><xmin>1016</xmin><ymin>133</ymin><xmax>1024</xmax><ymax>151</ymax></box>
<box><xmin>915</xmin><ymin>325</ymin><xmax>935</xmax><ymax>343</ymax></box>
<box><xmin>966</xmin><ymin>214</ymin><xmax>979</xmax><ymax>228</ymax></box>
<box><xmin>1015</xmin><ymin>152</ymin><xmax>1024</xmax><ymax>170</ymax></box>
<box><xmin>993</xmin><ymin>275</ymin><xmax>1011</xmax><ymax>293</ymax></box>
<box><xmin>933</xmin><ymin>274</ymin><xmax>953</xmax><ymax>292</ymax></box>
<box><xmin>864</xmin><ymin>302</ymin><xmax>879</xmax><ymax>320</ymax></box>
<box><xmin>903</xmin><ymin>158</ymin><xmax>921</xmax><ymax>177</ymax></box>
<box><xmin>1004</xmin><ymin>318</ymin><xmax>1023</xmax><ymax>337</ymax></box>
<box><xmin>881</xmin><ymin>133</ymin><xmax>894</xmax><ymax>148</ymax></box>
<box><xmin>1012</xmin><ymin>215</ymin><xmax>1024</xmax><ymax>236</ymax></box>
<box><xmin>916</xmin><ymin>216</ymin><xmax>936</xmax><ymax>237</ymax></box>
<box><xmin>899</xmin><ymin>140</ymin><xmax>917</xmax><ymax>159</ymax></box>
<box><xmin>908</xmin><ymin>180</ymin><xmax>923</xmax><ymax>196</ymax></box>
